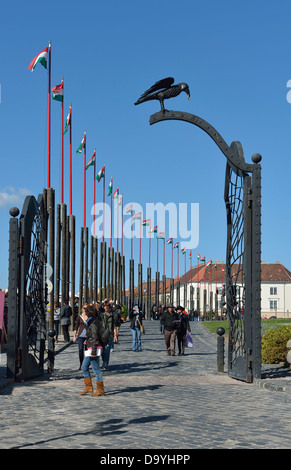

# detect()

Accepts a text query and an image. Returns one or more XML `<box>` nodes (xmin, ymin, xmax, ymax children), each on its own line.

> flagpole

<box><xmin>184</xmin><ymin>251</ymin><xmax>186</xmax><ymax>285</ymax></box>
<box><xmin>47</xmin><ymin>41</ymin><xmax>51</xmax><ymax>189</ymax></box>
<box><xmin>83</xmin><ymin>131</ymin><xmax>86</xmax><ymax>228</ymax></box>
<box><xmin>149</xmin><ymin>220</ymin><xmax>151</xmax><ymax>269</ymax></box>
<box><xmin>163</xmin><ymin>237</ymin><xmax>165</xmax><ymax>277</ymax></box>
<box><xmin>61</xmin><ymin>77</ymin><xmax>64</xmax><ymax>204</ymax></box>
<box><xmin>69</xmin><ymin>104</ymin><xmax>72</xmax><ymax>215</ymax></box>
<box><xmin>171</xmin><ymin>243</ymin><xmax>173</xmax><ymax>280</ymax></box>
<box><xmin>103</xmin><ymin>169</ymin><xmax>105</xmax><ymax>242</ymax></box>
<box><xmin>177</xmin><ymin>244</ymin><xmax>179</xmax><ymax>279</ymax></box>
<box><xmin>116</xmin><ymin>193</ymin><xmax>119</xmax><ymax>253</ymax></box>
<box><xmin>131</xmin><ymin>209</ymin><xmax>133</xmax><ymax>260</ymax></box>
<box><xmin>93</xmin><ymin>149</ymin><xmax>96</xmax><ymax>236</ymax></box>
<box><xmin>121</xmin><ymin>196</ymin><xmax>123</xmax><ymax>257</ymax></box>
<box><xmin>139</xmin><ymin>219</ymin><xmax>142</xmax><ymax>265</ymax></box>
<box><xmin>110</xmin><ymin>177</ymin><xmax>113</xmax><ymax>248</ymax></box>
<box><xmin>190</xmin><ymin>251</ymin><xmax>193</xmax><ymax>286</ymax></box>
<box><xmin>157</xmin><ymin>230</ymin><xmax>159</xmax><ymax>273</ymax></box>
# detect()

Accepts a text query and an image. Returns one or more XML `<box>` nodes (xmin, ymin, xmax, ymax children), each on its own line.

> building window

<box><xmin>270</xmin><ymin>287</ymin><xmax>277</xmax><ymax>295</ymax></box>
<box><xmin>270</xmin><ymin>300</ymin><xmax>278</xmax><ymax>310</ymax></box>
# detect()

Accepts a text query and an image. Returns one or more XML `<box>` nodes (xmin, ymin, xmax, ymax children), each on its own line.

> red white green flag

<box><xmin>157</xmin><ymin>232</ymin><xmax>165</xmax><ymax>239</ymax></box>
<box><xmin>181</xmin><ymin>247</ymin><xmax>186</xmax><ymax>255</ymax></box>
<box><xmin>166</xmin><ymin>237</ymin><xmax>173</xmax><ymax>244</ymax></box>
<box><xmin>96</xmin><ymin>165</ymin><xmax>105</xmax><ymax>182</ymax></box>
<box><xmin>150</xmin><ymin>225</ymin><xmax>157</xmax><ymax>233</ymax></box>
<box><xmin>126</xmin><ymin>204</ymin><xmax>133</xmax><ymax>213</ymax></box>
<box><xmin>133</xmin><ymin>212</ymin><xmax>142</xmax><ymax>220</ymax></box>
<box><xmin>142</xmin><ymin>219</ymin><xmax>150</xmax><ymax>226</ymax></box>
<box><xmin>108</xmin><ymin>177</ymin><xmax>113</xmax><ymax>196</ymax></box>
<box><xmin>51</xmin><ymin>82</ymin><xmax>64</xmax><ymax>102</ymax></box>
<box><xmin>64</xmin><ymin>106</ymin><xmax>71</xmax><ymax>134</ymax></box>
<box><xmin>76</xmin><ymin>133</ymin><xmax>86</xmax><ymax>153</ymax></box>
<box><xmin>173</xmin><ymin>242</ymin><xmax>179</xmax><ymax>249</ymax></box>
<box><xmin>206</xmin><ymin>260</ymin><xmax>212</xmax><ymax>266</ymax></box>
<box><xmin>28</xmin><ymin>47</ymin><xmax>48</xmax><ymax>71</ymax></box>
<box><xmin>117</xmin><ymin>194</ymin><xmax>123</xmax><ymax>206</ymax></box>
<box><xmin>113</xmin><ymin>187</ymin><xmax>119</xmax><ymax>200</ymax></box>
<box><xmin>197</xmin><ymin>253</ymin><xmax>205</xmax><ymax>262</ymax></box>
<box><xmin>85</xmin><ymin>151</ymin><xmax>95</xmax><ymax>170</ymax></box>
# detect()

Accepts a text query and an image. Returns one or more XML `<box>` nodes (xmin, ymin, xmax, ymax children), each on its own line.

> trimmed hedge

<box><xmin>261</xmin><ymin>326</ymin><xmax>291</xmax><ymax>364</ymax></box>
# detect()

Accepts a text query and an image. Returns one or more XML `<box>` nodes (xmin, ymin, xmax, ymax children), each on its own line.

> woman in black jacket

<box><xmin>80</xmin><ymin>304</ymin><xmax>105</xmax><ymax>396</ymax></box>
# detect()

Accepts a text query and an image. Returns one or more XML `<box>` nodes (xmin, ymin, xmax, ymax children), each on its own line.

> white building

<box><xmin>173</xmin><ymin>261</ymin><xmax>291</xmax><ymax>319</ymax></box>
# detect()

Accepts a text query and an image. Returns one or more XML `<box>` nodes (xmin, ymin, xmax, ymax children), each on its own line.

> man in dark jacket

<box><xmin>161</xmin><ymin>304</ymin><xmax>179</xmax><ymax>356</ymax></box>
<box><xmin>176</xmin><ymin>306</ymin><xmax>191</xmax><ymax>355</ymax></box>
<box><xmin>60</xmin><ymin>300</ymin><xmax>72</xmax><ymax>342</ymax></box>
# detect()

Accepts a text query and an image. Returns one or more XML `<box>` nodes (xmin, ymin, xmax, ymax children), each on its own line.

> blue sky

<box><xmin>1</xmin><ymin>0</ymin><xmax>291</xmax><ymax>289</ymax></box>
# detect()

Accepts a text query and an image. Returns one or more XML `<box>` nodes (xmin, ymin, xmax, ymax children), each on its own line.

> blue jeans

<box><xmin>102</xmin><ymin>337</ymin><xmax>114</xmax><ymax>368</ymax></box>
<box><xmin>131</xmin><ymin>327</ymin><xmax>141</xmax><ymax>351</ymax></box>
<box><xmin>81</xmin><ymin>355</ymin><xmax>103</xmax><ymax>382</ymax></box>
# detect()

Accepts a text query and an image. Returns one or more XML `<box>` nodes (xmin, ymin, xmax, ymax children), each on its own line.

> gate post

<box><xmin>7</xmin><ymin>207</ymin><xmax>20</xmax><ymax>380</ymax></box>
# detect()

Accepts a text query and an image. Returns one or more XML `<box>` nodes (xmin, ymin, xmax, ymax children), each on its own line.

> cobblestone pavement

<box><xmin>0</xmin><ymin>320</ymin><xmax>291</xmax><ymax>450</ymax></box>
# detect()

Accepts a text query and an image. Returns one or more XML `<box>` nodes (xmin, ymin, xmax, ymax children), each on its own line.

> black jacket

<box><xmin>129</xmin><ymin>309</ymin><xmax>143</xmax><ymax>329</ymax></box>
<box><xmin>161</xmin><ymin>309</ymin><xmax>179</xmax><ymax>331</ymax></box>
<box><xmin>176</xmin><ymin>312</ymin><xmax>191</xmax><ymax>334</ymax></box>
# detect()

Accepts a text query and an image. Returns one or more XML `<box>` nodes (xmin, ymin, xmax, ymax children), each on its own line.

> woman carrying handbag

<box><xmin>129</xmin><ymin>305</ymin><xmax>144</xmax><ymax>351</ymax></box>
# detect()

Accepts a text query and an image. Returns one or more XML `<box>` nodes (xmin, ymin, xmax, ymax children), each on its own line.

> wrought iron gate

<box><xmin>150</xmin><ymin>111</ymin><xmax>262</xmax><ymax>382</ymax></box>
<box><xmin>7</xmin><ymin>193</ymin><xmax>48</xmax><ymax>381</ymax></box>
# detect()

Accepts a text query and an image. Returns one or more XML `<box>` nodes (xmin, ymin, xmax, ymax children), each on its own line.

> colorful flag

<box><xmin>126</xmin><ymin>204</ymin><xmax>133</xmax><ymax>213</ymax></box>
<box><xmin>133</xmin><ymin>212</ymin><xmax>142</xmax><ymax>220</ymax></box>
<box><xmin>96</xmin><ymin>165</ymin><xmax>105</xmax><ymax>182</ymax></box>
<box><xmin>206</xmin><ymin>260</ymin><xmax>212</xmax><ymax>266</ymax></box>
<box><xmin>117</xmin><ymin>194</ymin><xmax>123</xmax><ymax>206</ymax></box>
<box><xmin>113</xmin><ymin>187</ymin><xmax>119</xmax><ymax>200</ymax></box>
<box><xmin>108</xmin><ymin>177</ymin><xmax>113</xmax><ymax>196</ymax></box>
<box><xmin>51</xmin><ymin>82</ymin><xmax>64</xmax><ymax>102</ymax></box>
<box><xmin>76</xmin><ymin>133</ymin><xmax>86</xmax><ymax>153</ymax></box>
<box><xmin>64</xmin><ymin>106</ymin><xmax>71</xmax><ymax>134</ymax></box>
<box><xmin>189</xmin><ymin>251</ymin><xmax>192</xmax><ymax>259</ymax></box>
<box><xmin>150</xmin><ymin>225</ymin><xmax>157</xmax><ymax>233</ymax></box>
<box><xmin>197</xmin><ymin>253</ymin><xmax>205</xmax><ymax>262</ymax></box>
<box><xmin>166</xmin><ymin>237</ymin><xmax>173</xmax><ymax>244</ymax></box>
<box><xmin>157</xmin><ymin>232</ymin><xmax>165</xmax><ymax>239</ymax></box>
<box><xmin>173</xmin><ymin>242</ymin><xmax>179</xmax><ymax>249</ymax></box>
<box><xmin>85</xmin><ymin>151</ymin><xmax>95</xmax><ymax>170</ymax></box>
<box><xmin>28</xmin><ymin>47</ymin><xmax>48</xmax><ymax>71</ymax></box>
<box><xmin>142</xmin><ymin>219</ymin><xmax>150</xmax><ymax>226</ymax></box>
<box><xmin>181</xmin><ymin>247</ymin><xmax>186</xmax><ymax>255</ymax></box>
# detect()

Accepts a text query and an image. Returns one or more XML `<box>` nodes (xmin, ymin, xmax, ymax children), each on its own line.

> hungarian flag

<box><xmin>96</xmin><ymin>165</ymin><xmax>105</xmax><ymax>182</ymax></box>
<box><xmin>117</xmin><ymin>194</ymin><xmax>123</xmax><ymax>206</ymax></box>
<box><xmin>133</xmin><ymin>212</ymin><xmax>142</xmax><ymax>220</ymax></box>
<box><xmin>85</xmin><ymin>151</ymin><xmax>95</xmax><ymax>170</ymax></box>
<box><xmin>189</xmin><ymin>251</ymin><xmax>192</xmax><ymax>259</ymax></box>
<box><xmin>157</xmin><ymin>232</ymin><xmax>165</xmax><ymax>239</ymax></box>
<box><xmin>142</xmin><ymin>219</ymin><xmax>150</xmax><ymax>226</ymax></box>
<box><xmin>173</xmin><ymin>242</ymin><xmax>179</xmax><ymax>249</ymax></box>
<box><xmin>51</xmin><ymin>82</ymin><xmax>63</xmax><ymax>102</ymax></box>
<box><xmin>150</xmin><ymin>225</ymin><xmax>157</xmax><ymax>233</ymax></box>
<box><xmin>206</xmin><ymin>260</ymin><xmax>212</xmax><ymax>266</ymax></box>
<box><xmin>126</xmin><ymin>204</ymin><xmax>133</xmax><ymax>213</ymax></box>
<box><xmin>28</xmin><ymin>47</ymin><xmax>48</xmax><ymax>71</ymax></box>
<box><xmin>108</xmin><ymin>177</ymin><xmax>113</xmax><ymax>196</ymax></box>
<box><xmin>76</xmin><ymin>133</ymin><xmax>86</xmax><ymax>153</ymax></box>
<box><xmin>166</xmin><ymin>237</ymin><xmax>173</xmax><ymax>245</ymax></box>
<box><xmin>113</xmin><ymin>187</ymin><xmax>119</xmax><ymax>200</ymax></box>
<box><xmin>64</xmin><ymin>106</ymin><xmax>71</xmax><ymax>134</ymax></box>
<box><xmin>181</xmin><ymin>247</ymin><xmax>186</xmax><ymax>255</ymax></box>
<box><xmin>197</xmin><ymin>253</ymin><xmax>205</xmax><ymax>262</ymax></box>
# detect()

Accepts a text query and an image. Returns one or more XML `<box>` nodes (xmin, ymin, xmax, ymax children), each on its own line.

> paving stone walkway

<box><xmin>0</xmin><ymin>320</ymin><xmax>291</xmax><ymax>450</ymax></box>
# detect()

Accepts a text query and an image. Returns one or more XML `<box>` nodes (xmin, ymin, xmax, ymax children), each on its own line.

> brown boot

<box><xmin>91</xmin><ymin>380</ymin><xmax>105</xmax><ymax>396</ymax></box>
<box><xmin>80</xmin><ymin>377</ymin><xmax>93</xmax><ymax>395</ymax></box>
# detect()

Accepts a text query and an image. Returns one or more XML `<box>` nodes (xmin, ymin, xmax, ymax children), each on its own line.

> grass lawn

<box><xmin>203</xmin><ymin>318</ymin><xmax>291</xmax><ymax>336</ymax></box>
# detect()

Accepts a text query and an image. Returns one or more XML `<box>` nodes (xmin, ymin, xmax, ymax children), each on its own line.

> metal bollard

<box><xmin>217</xmin><ymin>327</ymin><xmax>225</xmax><ymax>373</ymax></box>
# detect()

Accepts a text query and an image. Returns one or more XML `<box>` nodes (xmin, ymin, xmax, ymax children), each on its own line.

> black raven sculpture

<box><xmin>134</xmin><ymin>77</ymin><xmax>190</xmax><ymax>112</ymax></box>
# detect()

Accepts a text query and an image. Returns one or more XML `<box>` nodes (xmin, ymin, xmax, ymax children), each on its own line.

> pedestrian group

<box><xmin>55</xmin><ymin>299</ymin><xmax>192</xmax><ymax>397</ymax></box>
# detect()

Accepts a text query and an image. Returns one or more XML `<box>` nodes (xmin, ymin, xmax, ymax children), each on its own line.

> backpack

<box><xmin>95</xmin><ymin>319</ymin><xmax>110</xmax><ymax>347</ymax></box>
